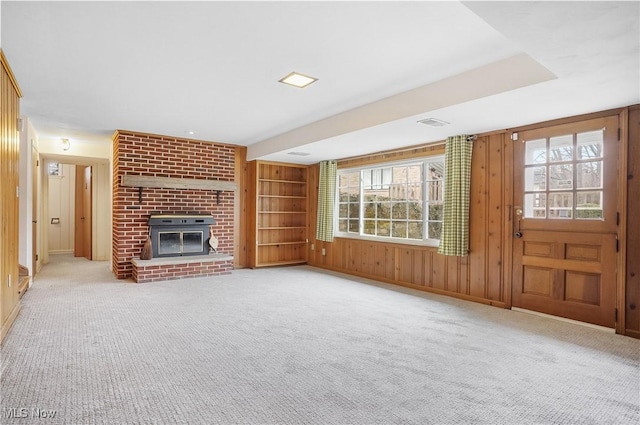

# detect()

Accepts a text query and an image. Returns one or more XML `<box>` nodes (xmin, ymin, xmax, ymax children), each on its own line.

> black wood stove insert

<box><xmin>148</xmin><ymin>214</ymin><xmax>215</xmax><ymax>258</ymax></box>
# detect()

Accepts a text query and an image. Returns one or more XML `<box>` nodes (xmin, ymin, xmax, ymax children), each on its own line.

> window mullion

<box><xmin>423</xmin><ymin>161</ymin><xmax>428</xmax><ymax>241</ymax></box>
<box><xmin>359</xmin><ymin>170</ymin><xmax>364</xmax><ymax>235</ymax></box>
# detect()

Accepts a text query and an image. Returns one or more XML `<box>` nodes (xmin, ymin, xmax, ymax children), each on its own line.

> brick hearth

<box><xmin>131</xmin><ymin>254</ymin><xmax>234</xmax><ymax>283</ymax></box>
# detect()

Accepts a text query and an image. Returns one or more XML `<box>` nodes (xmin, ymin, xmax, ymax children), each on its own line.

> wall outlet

<box><xmin>311</xmin><ymin>244</ymin><xmax>315</xmax><ymax>251</ymax></box>
<box><xmin>7</xmin><ymin>274</ymin><xmax>12</xmax><ymax>288</ymax></box>
<box><xmin>322</xmin><ymin>248</ymin><xmax>326</xmax><ymax>256</ymax></box>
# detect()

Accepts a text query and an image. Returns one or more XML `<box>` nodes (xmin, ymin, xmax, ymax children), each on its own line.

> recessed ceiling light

<box><xmin>278</xmin><ymin>72</ymin><xmax>318</xmax><ymax>88</ymax></box>
<box><xmin>417</xmin><ymin>118</ymin><xmax>450</xmax><ymax>127</ymax></box>
<box><xmin>185</xmin><ymin>131</ymin><xmax>196</xmax><ymax>135</ymax></box>
<box><xmin>287</xmin><ymin>151</ymin><xmax>311</xmax><ymax>156</ymax></box>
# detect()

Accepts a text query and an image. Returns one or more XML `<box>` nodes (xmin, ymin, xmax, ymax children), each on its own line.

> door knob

<box><xmin>32</xmin><ymin>220</ymin><xmax>37</xmax><ymax>223</ymax></box>
<box><xmin>514</xmin><ymin>231</ymin><xmax>523</xmax><ymax>238</ymax></box>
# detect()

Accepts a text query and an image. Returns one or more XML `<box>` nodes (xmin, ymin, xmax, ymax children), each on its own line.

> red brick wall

<box><xmin>112</xmin><ymin>130</ymin><xmax>236</xmax><ymax>279</ymax></box>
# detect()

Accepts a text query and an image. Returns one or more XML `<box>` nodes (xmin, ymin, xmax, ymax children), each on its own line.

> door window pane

<box><xmin>576</xmin><ymin>191</ymin><xmax>603</xmax><ymax>219</ymax></box>
<box><xmin>525</xmin><ymin>193</ymin><xmax>546</xmax><ymax>218</ymax></box>
<box><xmin>525</xmin><ymin>166</ymin><xmax>546</xmax><ymax>191</ymax></box>
<box><xmin>577</xmin><ymin>130</ymin><xmax>603</xmax><ymax>159</ymax></box>
<box><xmin>549</xmin><ymin>164</ymin><xmax>573</xmax><ymax>190</ymax></box>
<box><xmin>577</xmin><ymin>161</ymin><xmax>603</xmax><ymax>189</ymax></box>
<box><xmin>548</xmin><ymin>192</ymin><xmax>573</xmax><ymax>219</ymax></box>
<box><xmin>549</xmin><ymin>135</ymin><xmax>573</xmax><ymax>162</ymax></box>
<box><xmin>525</xmin><ymin>139</ymin><xmax>547</xmax><ymax>165</ymax></box>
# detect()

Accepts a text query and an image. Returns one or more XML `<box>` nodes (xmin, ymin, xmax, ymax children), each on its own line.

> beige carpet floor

<box><xmin>1</xmin><ymin>254</ymin><xmax>639</xmax><ymax>424</ymax></box>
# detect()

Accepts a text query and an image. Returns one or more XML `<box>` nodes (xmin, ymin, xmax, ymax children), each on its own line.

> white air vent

<box><xmin>417</xmin><ymin>118</ymin><xmax>450</xmax><ymax>127</ymax></box>
<box><xmin>287</xmin><ymin>152</ymin><xmax>311</xmax><ymax>156</ymax></box>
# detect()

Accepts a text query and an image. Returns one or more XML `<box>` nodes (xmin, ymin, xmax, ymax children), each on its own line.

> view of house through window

<box><xmin>524</xmin><ymin>129</ymin><xmax>604</xmax><ymax>219</ymax></box>
<box><xmin>337</xmin><ymin>157</ymin><xmax>445</xmax><ymax>243</ymax></box>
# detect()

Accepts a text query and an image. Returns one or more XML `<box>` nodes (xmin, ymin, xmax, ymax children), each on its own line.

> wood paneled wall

<box><xmin>235</xmin><ymin>147</ymin><xmax>250</xmax><ymax>268</ymax></box>
<box><xmin>307</xmin><ymin>133</ymin><xmax>511</xmax><ymax>307</ymax></box>
<box><xmin>304</xmin><ymin>108</ymin><xmax>638</xmax><ymax>337</ymax></box>
<box><xmin>626</xmin><ymin>106</ymin><xmax>640</xmax><ymax>338</ymax></box>
<box><xmin>1</xmin><ymin>50</ymin><xmax>23</xmax><ymax>341</ymax></box>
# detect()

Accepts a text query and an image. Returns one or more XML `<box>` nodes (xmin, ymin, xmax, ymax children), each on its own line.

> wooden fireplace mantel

<box><xmin>121</xmin><ymin>175</ymin><xmax>237</xmax><ymax>191</ymax></box>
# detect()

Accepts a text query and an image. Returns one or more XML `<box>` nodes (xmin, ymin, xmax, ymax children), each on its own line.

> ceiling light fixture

<box><xmin>287</xmin><ymin>151</ymin><xmax>311</xmax><ymax>156</ymax></box>
<box><xmin>185</xmin><ymin>131</ymin><xmax>196</xmax><ymax>136</ymax></box>
<box><xmin>278</xmin><ymin>72</ymin><xmax>318</xmax><ymax>88</ymax></box>
<box><xmin>61</xmin><ymin>138</ymin><xmax>70</xmax><ymax>151</ymax></box>
<box><xmin>417</xmin><ymin>118</ymin><xmax>450</xmax><ymax>127</ymax></box>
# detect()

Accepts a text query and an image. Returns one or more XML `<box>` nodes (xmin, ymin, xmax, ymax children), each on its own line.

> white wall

<box><xmin>18</xmin><ymin>118</ymin><xmax>37</xmax><ymax>273</ymax></box>
<box><xmin>47</xmin><ymin>163</ymin><xmax>75</xmax><ymax>253</ymax></box>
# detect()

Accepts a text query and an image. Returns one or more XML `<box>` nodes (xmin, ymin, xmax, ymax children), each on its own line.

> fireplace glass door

<box><xmin>158</xmin><ymin>231</ymin><xmax>204</xmax><ymax>256</ymax></box>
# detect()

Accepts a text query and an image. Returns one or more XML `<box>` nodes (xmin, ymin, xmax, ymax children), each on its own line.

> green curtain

<box><xmin>316</xmin><ymin>160</ymin><xmax>337</xmax><ymax>242</ymax></box>
<box><xmin>438</xmin><ymin>135</ymin><xmax>474</xmax><ymax>256</ymax></box>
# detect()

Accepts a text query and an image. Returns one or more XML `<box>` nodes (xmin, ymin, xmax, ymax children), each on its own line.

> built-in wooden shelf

<box><xmin>258</xmin><ymin>178</ymin><xmax>306</xmax><ymax>184</ymax></box>
<box><xmin>249</xmin><ymin>161</ymin><xmax>309</xmax><ymax>268</ymax></box>
<box><xmin>258</xmin><ymin>241</ymin><xmax>307</xmax><ymax>247</ymax></box>
<box><xmin>259</xmin><ymin>195</ymin><xmax>306</xmax><ymax>199</ymax></box>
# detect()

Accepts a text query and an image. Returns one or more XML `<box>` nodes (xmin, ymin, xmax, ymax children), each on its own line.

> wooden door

<box><xmin>512</xmin><ymin>116</ymin><xmax>619</xmax><ymax>327</ymax></box>
<box><xmin>74</xmin><ymin>165</ymin><xmax>92</xmax><ymax>260</ymax></box>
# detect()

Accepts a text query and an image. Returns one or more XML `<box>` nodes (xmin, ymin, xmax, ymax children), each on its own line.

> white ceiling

<box><xmin>2</xmin><ymin>1</ymin><xmax>638</xmax><ymax>165</ymax></box>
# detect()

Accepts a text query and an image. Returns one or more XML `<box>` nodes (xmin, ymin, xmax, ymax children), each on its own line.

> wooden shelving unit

<box><xmin>249</xmin><ymin>161</ymin><xmax>308</xmax><ymax>268</ymax></box>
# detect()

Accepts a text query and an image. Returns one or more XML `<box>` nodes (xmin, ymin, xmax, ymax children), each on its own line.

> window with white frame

<box><xmin>337</xmin><ymin>156</ymin><xmax>445</xmax><ymax>243</ymax></box>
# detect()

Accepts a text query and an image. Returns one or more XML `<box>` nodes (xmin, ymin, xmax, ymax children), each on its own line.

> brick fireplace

<box><xmin>112</xmin><ymin>130</ymin><xmax>238</xmax><ymax>281</ymax></box>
